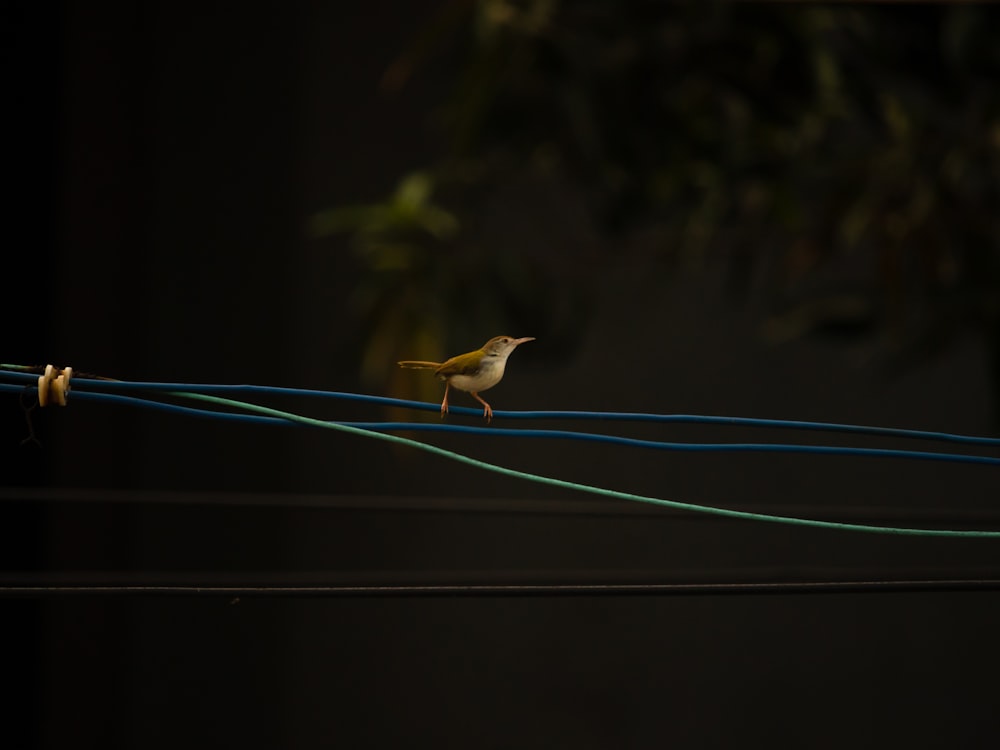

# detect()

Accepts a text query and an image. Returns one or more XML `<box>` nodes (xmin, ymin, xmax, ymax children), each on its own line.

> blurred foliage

<box><xmin>314</xmin><ymin>0</ymin><xmax>1000</xmax><ymax>410</ymax></box>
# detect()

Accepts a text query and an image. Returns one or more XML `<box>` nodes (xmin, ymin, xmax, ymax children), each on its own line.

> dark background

<box><xmin>4</xmin><ymin>2</ymin><xmax>1000</xmax><ymax>747</ymax></box>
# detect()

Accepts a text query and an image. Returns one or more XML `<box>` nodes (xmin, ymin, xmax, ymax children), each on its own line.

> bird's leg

<box><xmin>440</xmin><ymin>381</ymin><xmax>450</xmax><ymax>417</ymax></box>
<box><xmin>470</xmin><ymin>392</ymin><xmax>493</xmax><ymax>422</ymax></box>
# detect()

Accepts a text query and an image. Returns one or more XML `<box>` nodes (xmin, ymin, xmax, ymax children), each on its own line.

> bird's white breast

<box><xmin>448</xmin><ymin>357</ymin><xmax>506</xmax><ymax>393</ymax></box>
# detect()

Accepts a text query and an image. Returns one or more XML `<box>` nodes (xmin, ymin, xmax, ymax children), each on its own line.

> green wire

<box><xmin>175</xmin><ymin>391</ymin><xmax>1000</xmax><ymax>539</ymax></box>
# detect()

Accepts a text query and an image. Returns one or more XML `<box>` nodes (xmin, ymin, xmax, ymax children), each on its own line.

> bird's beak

<box><xmin>513</xmin><ymin>337</ymin><xmax>536</xmax><ymax>346</ymax></box>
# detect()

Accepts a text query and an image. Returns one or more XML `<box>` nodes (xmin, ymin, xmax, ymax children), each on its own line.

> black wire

<box><xmin>5</xmin><ymin>488</ymin><xmax>1000</xmax><ymax>526</ymax></box>
<box><xmin>3</xmin><ymin>580</ymin><xmax>1000</xmax><ymax>597</ymax></box>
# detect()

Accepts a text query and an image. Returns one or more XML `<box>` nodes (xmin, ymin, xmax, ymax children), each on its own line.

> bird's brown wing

<box><xmin>434</xmin><ymin>351</ymin><xmax>483</xmax><ymax>378</ymax></box>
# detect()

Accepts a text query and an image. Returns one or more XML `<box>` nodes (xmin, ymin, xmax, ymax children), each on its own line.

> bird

<box><xmin>398</xmin><ymin>335</ymin><xmax>535</xmax><ymax>421</ymax></box>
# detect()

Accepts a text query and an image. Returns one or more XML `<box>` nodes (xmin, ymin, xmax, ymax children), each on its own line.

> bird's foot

<box><xmin>470</xmin><ymin>392</ymin><xmax>493</xmax><ymax>422</ymax></box>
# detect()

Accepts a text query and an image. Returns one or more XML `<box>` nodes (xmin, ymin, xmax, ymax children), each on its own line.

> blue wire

<box><xmin>117</xmin><ymin>389</ymin><xmax>1000</xmax><ymax>536</ymax></box>
<box><xmin>3</xmin><ymin>383</ymin><xmax>998</xmax><ymax>467</ymax></box>
<box><xmin>2</xmin><ymin>370</ymin><xmax>1000</xmax><ymax>446</ymax></box>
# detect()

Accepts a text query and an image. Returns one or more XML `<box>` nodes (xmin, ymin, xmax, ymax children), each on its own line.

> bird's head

<box><xmin>482</xmin><ymin>335</ymin><xmax>535</xmax><ymax>360</ymax></box>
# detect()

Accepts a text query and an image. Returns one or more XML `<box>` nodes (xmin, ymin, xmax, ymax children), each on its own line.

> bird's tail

<box><xmin>397</xmin><ymin>360</ymin><xmax>440</xmax><ymax>369</ymax></box>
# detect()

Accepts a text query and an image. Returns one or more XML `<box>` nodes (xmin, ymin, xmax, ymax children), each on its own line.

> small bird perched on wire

<box><xmin>398</xmin><ymin>335</ymin><xmax>535</xmax><ymax>421</ymax></box>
